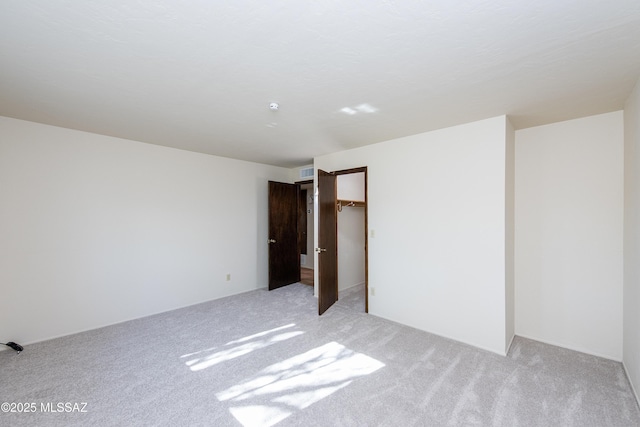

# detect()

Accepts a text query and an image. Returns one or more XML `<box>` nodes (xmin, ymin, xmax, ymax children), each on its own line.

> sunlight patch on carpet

<box><xmin>182</xmin><ymin>324</ymin><xmax>303</xmax><ymax>372</ymax></box>
<box><xmin>217</xmin><ymin>341</ymin><xmax>385</xmax><ymax>427</ymax></box>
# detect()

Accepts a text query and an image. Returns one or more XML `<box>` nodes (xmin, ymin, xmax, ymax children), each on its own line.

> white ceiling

<box><xmin>1</xmin><ymin>1</ymin><xmax>640</xmax><ymax>168</ymax></box>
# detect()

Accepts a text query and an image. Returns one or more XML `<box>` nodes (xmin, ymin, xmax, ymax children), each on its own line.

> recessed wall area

<box><xmin>314</xmin><ymin>111</ymin><xmax>628</xmax><ymax>362</ymax></box>
<box><xmin>515</xmin><ymin>111</ymin><xmax>624</xmax><ymax>361</ymax></box>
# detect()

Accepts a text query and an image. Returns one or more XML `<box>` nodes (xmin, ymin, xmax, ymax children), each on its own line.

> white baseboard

<box><xmin>505</xmin><ymin>333</ymin><xmax>516</xmax><ymax>355</ymax></box>
<box><xmin>0</xmin><ymin>286</ymin><xmax>263</xmax><ymax>353</ymax></box>
<box><xmin>515</xmin><ymin>333</ymin><xmax>621</xmax><ymax>362</ymax></box>
<box><xmin>623</xmin><ymin>362</ymin><xmax>640</xmax><ymax>409</ymax></box>
<box><xmin>339</xmin><ymin>281</ymin><xmax>365</xmax><ymax>297</ymax></box>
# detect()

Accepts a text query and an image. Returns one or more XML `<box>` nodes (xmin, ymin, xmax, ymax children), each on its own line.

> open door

<box><xmin>317</xmin><ymin>170</ymin><xmax>338</xmax><ymax>314</ymax></box>
<box><xmin>268</xmin><ymin>181</ymin><xmax>300</xmax><ymax>290</ymax></box>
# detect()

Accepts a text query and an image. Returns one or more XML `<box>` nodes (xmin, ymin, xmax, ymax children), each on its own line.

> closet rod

<box><xmin>337</xmin><ymin>199</ymin><xmax>365</xmax><ymax>212</ymax></box>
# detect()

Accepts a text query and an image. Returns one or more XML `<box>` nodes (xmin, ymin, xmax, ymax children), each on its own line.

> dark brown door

<box><xmin>318</xmin><ymin>170</ymin><xmax>338</xmax><ymax>314</ymax></box>
<box><xmin>268</xmin><ymin>181</ymin><xmax>300</xmax><ymax>290</ymax></box>
<box><xmin>298</xmin><ymin>189</ymin><xmax>307</xmax><ymax>255</ymax></box>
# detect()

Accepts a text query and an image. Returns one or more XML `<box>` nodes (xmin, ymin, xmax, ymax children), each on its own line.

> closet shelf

<box><xmin>337</xmin><ymin>199</ymin><xmax>365</xmax><ymax>211</ymax></box>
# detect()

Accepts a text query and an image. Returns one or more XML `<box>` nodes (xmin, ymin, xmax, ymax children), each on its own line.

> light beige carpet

<box><xmin>1</xmin><ymin>283</ymin><xmax>638</xmax><ymax>426</ymax></box>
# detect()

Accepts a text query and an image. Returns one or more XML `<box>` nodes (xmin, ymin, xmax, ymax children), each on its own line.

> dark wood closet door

<box><xmin>318</xmin><ymin>170</ymin><xmax>338</xmax><ymax>314</ymax></box>
<box><xmin>268</xmin><ymin>181</ymin><xmax>300</xmax><ymax>290</ymax></box>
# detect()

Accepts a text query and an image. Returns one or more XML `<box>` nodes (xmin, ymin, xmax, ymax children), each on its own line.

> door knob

<box><xmin>268</xmin><ymin>239</ymin><xmax>276</xmax><ymax>244</ymax></box>
<box><xmin>315</xmin><ymin>247</ymin><xmax>326</xmax><ymax>253</ymax></box>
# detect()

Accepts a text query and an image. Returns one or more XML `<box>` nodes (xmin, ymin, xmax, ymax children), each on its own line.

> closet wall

<box><xmin>337</xmin><ymin>173</ymin><xmax>366</xmax><ymax>292</ymax></box>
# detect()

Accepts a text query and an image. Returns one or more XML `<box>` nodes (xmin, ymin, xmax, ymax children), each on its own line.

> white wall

<box><xmin>0</xmin><ymin>116</ymin><xmax>291</xmax><ymax>346</ymax></box>
<box><xmin>624</xmin><ymin>78</ymin><xmax>640</xmax><ymax>397</ymax></box>
<box><xmin>505</xmin><ymin>118</ymin><xmax>515</xmax><ymax>351</ymax></box>
<box><xmin>316</xmin><ymin>116</ymin><xmax>511</xmax><ymax>355</ymax></box>
<box><xmin>515</xmin><ymin>112</ymin><xmax>624</xmax><ymax>360</ymax></box>
<box><xmin>337</xmin><ymin>173</ymin><xmax>365</xmax><ymax>201</ymax></box>
<box><xmin>337</xmin><ymin>206</ymin><xmax>365</xmax><ymax>291</ymax></box>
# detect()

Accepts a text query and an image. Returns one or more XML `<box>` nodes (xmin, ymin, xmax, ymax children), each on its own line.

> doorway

<box><xmin>267</xmin><ymin>181</ymin><xmax>300</xmax><ymax>290</ymax></box>
<box><xmin>316</xmin><ymin>167</ymin><xmax>368</xmax><ymax>315</ymax></box>
<box><xmin>267</xmin><ymin>168</ymin><xmax>368</xmax><ymax>316</ymax></box>
<box><xmin>336</xmin><ymin>171</ymin><xmax>367</xmax><ymax>312</ymax></box>
<box><xmin>299</xmin><ymin>182</ymin><xmax>314</xmax><ymax>286</ymax></box>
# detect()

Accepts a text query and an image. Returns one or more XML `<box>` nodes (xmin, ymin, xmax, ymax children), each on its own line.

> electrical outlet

<box><xmin>370</xmin><ymin>229</ymin><xmax>375</xmax><ymax>238</ymax></box>
<box><xmin>226</xmin><ymin>274</ymin><xmax>231</xmax><ymax>282</ymax></box>
<box><xmin>370</xmin><ymin>287</ymin><xmax>375</xmax><ymax>296</ymax></box>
